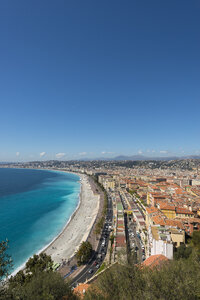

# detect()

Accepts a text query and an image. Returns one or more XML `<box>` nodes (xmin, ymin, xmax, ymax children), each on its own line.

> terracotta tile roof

<box><xmin>175</xmin><ymin>188</ymin><xmax>184</xmax><ymax>194</ymax></box>
<box><xmin>177</xmin><ymin>217</ymin><xmax>200</xmax><ymax>224</ymax></box>
<box><xmin>176</xmin><ymin>207</ymin><xmax>194</xmax><ymax>215</ymax></box>
<box><xmin>117</xmin><ymin>223</ymin><xmax>124</xmax><ymax>228</ymax></box>
<box><xmin>159</xmin><ymin>203</ymin><xmax>176</xmax><ymax>211</ymax></box>
<box><xmin>74</xmin><ymin>283</ymin><xmax>89</xmax><ymax>298</ymax></box>
<box><xmin>146</xmin><ymin>206</ymin><xmax>160</xmax><ymax>214</ymax></box>
<box><xmin>116</xmin><ymin>235</ymin><xmax>126</xmax><ymax>247</ymax></box>
<box><xmin>141</xmin><ymin>255</ymin><xmax>169</xmax><ymax>268</ymax></box>
<box><xmin>117</xmin><ymin>228</ymin><xmax>125</xmax><ymax>233</ymax></box>
<box><xmin>117</xmin><ymin>220</ymin><xmax>124</xmax><ymax>224</ymax></box>
<box><xmin>189</xmin><ymin>218</ymin><xmax>200</xmax><ymax>223</ymax></box>
<box><xmin>152</xmin><ymin>216</ymin><xmax>166</xmax><ymax>226</ymax></box>
<box><xmin>165</xmin><ymin>219</ymin><xmax>184</xmax><ymax>229</ymax></box>
<box><xmin>151</xmin><ymin>185</ymin><xmax>160</xmax><ymax>190</ymax></box>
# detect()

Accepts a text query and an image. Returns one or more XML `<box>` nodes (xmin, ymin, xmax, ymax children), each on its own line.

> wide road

<box><xmin>70</xmin><ymin>193</ymin><xmax>113</xmax><ymax>287</ymax></box>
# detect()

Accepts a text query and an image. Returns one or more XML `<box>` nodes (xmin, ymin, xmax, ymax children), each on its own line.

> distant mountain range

<box><xmin>81</xmin><ymin>155</ymin><xmax>200</xmax><ymax>161</ymax></box>
<box><xmin>1</xmin><ymin>155</ymin><xmax>200</xmax><ymax>164</ymax></box>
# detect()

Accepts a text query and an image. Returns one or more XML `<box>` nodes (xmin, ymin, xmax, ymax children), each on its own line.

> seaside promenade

<box><xmin>45</xmin><ymin>174</ymin><xmax>102</xmax><ymax>274</ymax></box>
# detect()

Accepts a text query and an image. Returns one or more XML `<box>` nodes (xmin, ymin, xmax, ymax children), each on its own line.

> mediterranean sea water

<box><xmin>0</xmin><ymin>168</ymin><xmax>80</xmax><ymax>274</ymax></box>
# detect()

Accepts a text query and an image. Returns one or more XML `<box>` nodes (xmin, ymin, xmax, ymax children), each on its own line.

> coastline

<box><xmin>45</xmin><ymin>173</ymin><xmax>100</xmax><ymax>264</ymax></box>
<box><xmin>10</xmin><ymin>171</ymin><xmax>100</xmax><ymax>276</ymax></box>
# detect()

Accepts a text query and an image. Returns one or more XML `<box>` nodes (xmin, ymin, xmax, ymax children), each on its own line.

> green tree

<box><xmin>95</xmin><ymin>216</ymin><xmax>105</xmax><ymax>236</ymax></box>
<box><xmin>0</xmin><ymin>240</ymin><xmax>12</xmax><ymax>300</ymax></box>
<box><xmin>7</xmin><ymin>271</ymin><xmax>78</xmax><ymax>300</ymax></box>
<box><xmin>9</xmin><ymin>270</ymin><xmax>27</xmax><ymax>287</ymax></box>
<box><xmin>174</xmin><ymin>244</ymin><xmax>193</xmax><ymax>260</ymax></box>
<box><xmin>190</xmin><ymin>230</ymin><xmax>200</xmax><ymax>254</ymax></box>
<box><xmin>8</xmin><ymin>253</ymin><xmax>53</xmax><ymax>295</ymax></box>
<box><xmin>109</xmin><ymin>234</ymin><xmax>114</xmax><ymax>246</ymax></box>
<box><xmin>84</xmin><ymin>253</ymin><xmax>200</xmax><ymax>300</ymax></box>
<box><xmin>76</xmin><ymin>241</ymin><xmax>93</xmax><ymax>265</ymax></box>
<box><xmin>94</xmin><ymin>223</ymin><xmax>101</xmax><ymax>236</ymax></box>
<box><xmin>0</xmin><ymin>240</ymin><xmax>12</xmax><ymax>280</ymax></box>
<box><xmin>25</xmin><ymin>253</ymin><xmax>53</xmax><ymax>274</ymax></box>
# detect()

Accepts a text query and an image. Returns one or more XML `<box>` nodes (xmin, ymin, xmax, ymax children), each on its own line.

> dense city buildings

<box><xmin>2</xmin><ymin>158</ymin><xmax>200</xmax><ymax>264</ymax></box>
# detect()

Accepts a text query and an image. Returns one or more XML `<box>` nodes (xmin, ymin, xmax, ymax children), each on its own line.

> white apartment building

<box><xmin>148</xmin><ymin>225</ymin><xmax>173</xmax><ymax>259</ymax></box>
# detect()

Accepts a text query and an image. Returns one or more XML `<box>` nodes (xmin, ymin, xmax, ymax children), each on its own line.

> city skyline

<box><xmin>1</xmin><ymin>150</ymin><xmax>200</xmax><ymax>162</ymax></box>
<box><xmin>1</xmin><ymin>0</ymin><xmax>200</xmax><ymax>161</ymax></box>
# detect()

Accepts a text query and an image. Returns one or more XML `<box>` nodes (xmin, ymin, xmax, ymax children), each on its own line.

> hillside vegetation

<box><xmin>1</xmin><ymin>231</ymin><xmax>200</xmax><ymax>299</ymax></box>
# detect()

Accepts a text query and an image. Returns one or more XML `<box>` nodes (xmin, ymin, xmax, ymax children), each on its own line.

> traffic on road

<box><xmin>71</xmin><ymin>193</ymin><xmax>113</xmax><ymax>287</ymax></box>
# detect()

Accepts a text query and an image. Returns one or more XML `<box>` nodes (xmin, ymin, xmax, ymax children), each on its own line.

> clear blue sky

<box><xmin>0</xmin><ymin>0</ymin><xmax>200</xmax><ymax>161</ymax></box>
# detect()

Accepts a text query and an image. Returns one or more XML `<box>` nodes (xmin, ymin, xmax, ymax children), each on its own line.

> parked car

<box><xmin>97</xmin><ymin>254</ymin><xmax>102</xmax><ymax>260</ymax></box>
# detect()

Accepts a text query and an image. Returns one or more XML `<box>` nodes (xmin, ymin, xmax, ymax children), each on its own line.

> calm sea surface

<box><xmin>0</xmin><ymin>168</ymin><xmax>80</xmax><ymax>273</ymax></box>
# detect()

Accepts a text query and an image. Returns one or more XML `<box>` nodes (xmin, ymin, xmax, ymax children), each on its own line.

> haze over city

<box><xmin>1</xmin><ymin>0</ymin><xmax>200</xmax><ymax>161</ymax></box>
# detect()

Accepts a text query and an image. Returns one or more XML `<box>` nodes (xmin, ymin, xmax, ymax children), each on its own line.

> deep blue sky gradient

<box><xmin>0</xmin><ymin>0</ymin><xmax>200</xmax><ymax>161</ymax></box>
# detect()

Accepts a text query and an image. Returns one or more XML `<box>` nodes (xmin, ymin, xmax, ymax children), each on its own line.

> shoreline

<box><xmin>42</xmin><ymin>174</ymin><xmax>82</xmax><ymax>256</ymax></box>
<box><xmin>45</xmin><ymin>173</ymin><xmax>100</xmax><ymax>264</ymax></box>
<box><xmin>10</xmin><ymin>170</ymin><xmax>100</xmax><ymax>277</ymax></box>
<box><xmin>9</xmin><ymin>170</ymin><xmax>81</xmax><ymax>277</ymax></box>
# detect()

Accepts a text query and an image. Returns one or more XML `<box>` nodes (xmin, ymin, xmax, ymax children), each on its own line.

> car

<box><xmin>96</xmin><ymin>264</ymin><xmax>100</xmax><ymax>269</ymax></box>
<box><xmin>101</xmin><ymin>244</ymin><xmax>105</xmax><ymax>250</ymax></box>
<box><xmin>97</xmin><ymin>254</ymin><xmax>102</xmax><ymax>260</ymax></box>
<box><xmin>93</xmin><ymin>261</ymin><xmax>98</xmax><ymax>266</ymax></box>
<box><xmin>88</xmin><ymin>269</ymin><xmax>93</xmax><ymax>274</ymax></box>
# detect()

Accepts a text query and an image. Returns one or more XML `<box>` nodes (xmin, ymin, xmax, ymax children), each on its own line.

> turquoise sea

<box><xmin>0</xmin><ymin>168</ymin><xmax>80</xmax><ymax>274</ymax></box>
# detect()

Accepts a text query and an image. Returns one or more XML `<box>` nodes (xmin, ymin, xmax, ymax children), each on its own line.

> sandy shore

<box><xmin>45</xmin><ymin>173</ymin><xmax>100</xmax><ymax>264</ymax></box>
